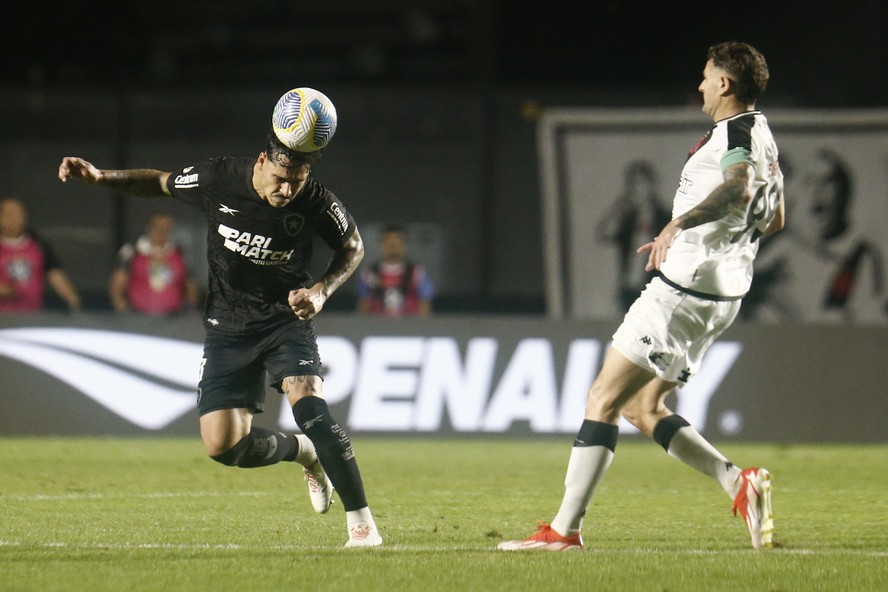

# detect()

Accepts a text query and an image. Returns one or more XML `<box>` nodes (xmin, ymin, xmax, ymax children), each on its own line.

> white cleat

<box><xmin>732</xmin><ymin>467</ymin><xmax>774</xmax><ymax>550</ymax></box>
<box><xmin>344</xmin><ymin>522</ymin><xmax>383</xmax><ymax>548</ymax></box>
<box><xmin>303</xmin><ymin>460</ymin><xmax>334</xmax><ymax>514</ymax></box>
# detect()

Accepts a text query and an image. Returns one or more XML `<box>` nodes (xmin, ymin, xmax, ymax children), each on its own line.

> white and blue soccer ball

<box><xmin>271</xmin><ymin>87</ymin><xmax>338</xmax><ymax>152</ymax></box>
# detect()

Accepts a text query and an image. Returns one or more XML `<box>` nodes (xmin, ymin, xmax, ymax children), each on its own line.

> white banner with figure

<box><xmin>538</xmin><ymin>108</ymin><xmax>888</xmax><ymax>324</ymax></box>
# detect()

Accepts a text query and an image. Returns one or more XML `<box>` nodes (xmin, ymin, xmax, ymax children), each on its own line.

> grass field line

<box><xmin>1</xmin><ymin>540</ymin><xmax>886</xmax><ymax>557</ymax></box>
<box><xmin>1</xmin><ymin>491</ymin><xmax>276</xmax><ymax>501</ymax></box>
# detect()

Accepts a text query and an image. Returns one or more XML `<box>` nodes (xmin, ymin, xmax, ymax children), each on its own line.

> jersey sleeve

<box><xmin>722</xmin><ymin>114</ymin><xmax>756</xmax><ymax>170</ymax></box>
<box><xmin>721</xmin><ymin>146</ymin><xmax>754</xmax><ymax>169</ymax></box>
<box><xmin>314</xmin><ymin>190</ymin><xmax>357</xmax><ymax>250</ymax></box>
<box><xmin>114</xmin><ymin>243</ymin><xmax>136</xmax><ymax>270</ymax></box>
<box><xmin>165</xmin><ymin>160</ymin><xmax>218</xmax><ymax>211</ymax></box>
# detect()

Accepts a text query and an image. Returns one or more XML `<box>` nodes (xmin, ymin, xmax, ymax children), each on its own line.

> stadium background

<box><xmin>1</xmin><ymin>1</ymin><xmax>886</xmax><ymax>440</ymax></box>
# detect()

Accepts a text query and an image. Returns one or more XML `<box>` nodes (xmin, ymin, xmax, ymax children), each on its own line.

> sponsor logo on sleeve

<box><xmin>326</xmin><ymin>203</ymin><xmax>349</xmax><ymax>236</ymax></box>
<box><xmin>174</xmin><ymin>166</ymin><xmax>200</xmax><ymax>188</ymax></box>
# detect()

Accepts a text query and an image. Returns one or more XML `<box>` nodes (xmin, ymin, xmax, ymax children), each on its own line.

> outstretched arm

<box><xmin>58</xmin><ymin>157</ymin><xmax>171</xmax><ymax>198</ymax></box>
<box><xmin>638</xmin><ymin>162</ymin><xmax>753</xmax><ymax>272</ymax></box>
<box><xmin>288</xmin><ymin>228</ymin><xmax>365</xmax><ymax>320</ymax></box>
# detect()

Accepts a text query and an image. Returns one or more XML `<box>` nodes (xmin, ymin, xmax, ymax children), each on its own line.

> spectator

<box><xmin>0</xmin><ymin>197</ymin><xmax>80</xmax><ymax>312</ymax></box>
<box><xmin>356</xmin><ymin>224</ymin><xmax>435</xmax><ymax>317</ymax></box>
<box><xmin>109</xmin><ymin>211</ymin><xmax>200</xmax><ymax>315</ymax></box>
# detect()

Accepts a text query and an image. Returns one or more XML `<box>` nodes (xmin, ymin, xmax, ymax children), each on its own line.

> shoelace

<box><xmin>530</xmin><ymin>523</ymin><xmax>563</xmax><ymax>542</ymax></box>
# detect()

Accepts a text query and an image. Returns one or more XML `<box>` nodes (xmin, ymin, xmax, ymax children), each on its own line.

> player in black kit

<box><xmin>58</xmin><ymin>129</ymin><xmax>383</xmax><ymax>547</ymax></box>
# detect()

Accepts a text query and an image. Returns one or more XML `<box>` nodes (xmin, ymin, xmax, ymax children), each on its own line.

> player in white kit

<box><xmin>499</xmin><ymin>41</ymin><xmax>784</xmax><ymax>551</ymax></box>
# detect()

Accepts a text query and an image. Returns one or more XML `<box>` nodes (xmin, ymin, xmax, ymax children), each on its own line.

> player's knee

<box><xmin>621</xmin><ymin>405</ymin><xmax>641</xmax><ymax>428</ymax></box>
<box><xmin>209</xmin><ymin>443</ymin><xmax>246</xmax><ymax>466</ymax></box>
<box><xmin>203</xmin><ymin>433</ymin><xmax>242</xmax><ymax>463</ymax></box>
<box><xmin>621</xmin><ymin>400</ymin><xmax>656</xmax><ymax>435</ymax></box>
<box><xmin>585</xmin><ymin>387</ymin><xmax>622</xmax><ymax>423</ymax></box>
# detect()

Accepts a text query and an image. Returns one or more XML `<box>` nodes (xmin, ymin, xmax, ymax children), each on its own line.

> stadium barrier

<box><xmin>0</xmin><ymin>312</ymin><xmax>884</xmax><ymax>442</ymax></box>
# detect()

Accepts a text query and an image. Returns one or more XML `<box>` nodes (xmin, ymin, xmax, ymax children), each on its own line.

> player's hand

<box><xmin>58</xmin><ymin>157</ymin><xmax>101</xmax><ymax>184</ymax></box>
<box><xmin>638</xmin><ymin>221</ymin><xmax>682</xmax><ymax>272</ymax></box>
<box><xmin>0</xmin><ymin>281</ymin><xmax>17</xmax><ymax>300</ymax></box>
<box><xmin>288</xmin><ymin>285</ymin><xmax>326</xmax><ymax>320</ymax></box>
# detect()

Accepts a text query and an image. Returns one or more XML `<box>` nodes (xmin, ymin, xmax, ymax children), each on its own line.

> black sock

<box><xmin>574</xmin><ymin>419</ymin><xmax>619</xmax><ymax>451</ymax></box>
<box><xmin>293</xmin><ymin>396</ymin><xmax>368</xmax><ymax>511</ymax></box>
<box><xmin>210</xmin><ymin>427</ymin><xmax>297</xmax><ymax>467</ymax></box>
<box><xmin>652</xmin><ymin>414</ymin><xmax>691</xmax><ymax>452</ymax></box>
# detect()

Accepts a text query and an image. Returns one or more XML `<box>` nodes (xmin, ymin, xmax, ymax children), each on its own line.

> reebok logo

<box><xmin>302</xmin><ymin>414</ymin><xmax>325</xmax><ymax>430</ymax></box>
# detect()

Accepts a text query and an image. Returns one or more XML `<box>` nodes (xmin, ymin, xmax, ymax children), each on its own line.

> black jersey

<box><xmin>166</xmin><ymin>157</ymin><xmax>356</xmax><ymax>334</ymax></box>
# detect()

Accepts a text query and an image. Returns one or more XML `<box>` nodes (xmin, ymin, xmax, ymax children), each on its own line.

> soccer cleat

<box><xmin>732</xmin><ymin>467</ymin><xmax>774</xmax><ymax>550</ymax></box>
<box><xmin>497</xmin><ymin>523</ymin><xmax>584</xmax><ymax>551</ymax></box>
<box><xmin>303</xmin><ymin>460</ymin><xmax>334</xmax><ymax>514</ymax></box>
<box><xmin>344</xmin><ymin>522</ymin><xmax>383</xmax><ymax>548</ymax></box>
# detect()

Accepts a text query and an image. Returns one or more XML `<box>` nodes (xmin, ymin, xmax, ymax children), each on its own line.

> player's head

<box><xmin>256</xmin><ymin>129</ymin><xmax>325</xmax><ymax>208</ymax></box>
<box><xmin>809</xmin><ymin>148</ymin><xmax>852</xmax><ymax>241</ymax></box>
<box><xmin>0</xmin><ymin>197</ymin><xmax>27</xmax><ymax>238</ymax></box>
<box><xmin>623</xmin><ymin>160</ymin><xmax>658</xmax><ymax>192</ymax></box>
<box><xmin>145</xmin><ymin>211</ymin><xmax>175</xmax><ymax>246</ymax></box>
<box><xmin>264</xmin><ymin>128</ymin><xmax>325</xmax><ymax>169</ymax></box>
<box><xmin>380</xmin><ymin>224</ymin><xmax>408</xmax><ymax>263</ymax></box>
<box><xmin>706</xmin><ymin>42</ymin><xmax>769</xmax><ymax>106</ymax></box>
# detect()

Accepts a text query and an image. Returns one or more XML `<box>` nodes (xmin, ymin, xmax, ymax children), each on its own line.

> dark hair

<box><xmin>814</xmin><ymin>148</ymin><xmax>852</xmax><ymax>237</ymax></box>
<box><xmin>381</xmin><ymin>223</ymin><xmax>406</xmax><ymax>236</ymax></box>
<box><xmin>265</xmin><ymin>128</ymin><xmax>325</xmax><ymax>168</ymax></box>
<box><xmin>707</xmin><ymin>41</ymin><xmax>769</xmax><ymax>105</ymax></box>
<box><xmin>147</xmin><ymin>210</ymin><xmax>174</xmax><ymax>222</ymax></box>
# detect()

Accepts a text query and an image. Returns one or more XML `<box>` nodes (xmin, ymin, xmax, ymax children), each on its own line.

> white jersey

<box><xmin>659</xmin><ymin>111</ymin><xmax>783</xmax><ymax>299</ymax></box>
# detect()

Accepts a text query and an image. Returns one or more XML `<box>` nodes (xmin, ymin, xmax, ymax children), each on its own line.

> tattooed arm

<box><xmin>639</xmin><ymin>162</ymin><xmax>753</xmax><ymax>272</ymax></box>
<box><xmin>288</xmin><ymin>228</ymin><xmax>365</xmax><ymax>320</ymax></box>
<box><xmin>59</xmin><ymin>157</ymin><xmax>171</xmax><ymax>198</ymax></box>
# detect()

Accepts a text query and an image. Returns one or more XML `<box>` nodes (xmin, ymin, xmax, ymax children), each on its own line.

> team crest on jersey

<box><xmin>687</xmin><ymin>129</ymin><xmax>713</xmax><ymax>161</ymax></box>
<box><xmin>284</xmin><ymin>214</ymin><xmax>304</xmax><ymax>236</ymax></box>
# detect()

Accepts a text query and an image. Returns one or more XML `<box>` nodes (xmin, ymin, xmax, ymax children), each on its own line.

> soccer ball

<box><xmin>271</xmin><ymin>88</ymin><xmax>338</xmax><ymax>152</ymax></box>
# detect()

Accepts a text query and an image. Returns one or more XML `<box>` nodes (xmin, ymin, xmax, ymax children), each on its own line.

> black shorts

<box><xmin>197</xmin><ymin>321</ymin><xmax>322</xmax><ymax>416</ymax></box>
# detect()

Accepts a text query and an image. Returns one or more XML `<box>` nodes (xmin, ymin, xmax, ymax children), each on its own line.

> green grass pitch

<box><xmin>1</xmin><ymin>437</ymin><xmax>886</xmax><ymax>591</ymax></box>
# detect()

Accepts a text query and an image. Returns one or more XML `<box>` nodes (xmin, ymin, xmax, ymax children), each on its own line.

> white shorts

<box><xmin>611</xmin><ymin>277</ymin><xmax>741</xmax><ymax>383</ymax></box>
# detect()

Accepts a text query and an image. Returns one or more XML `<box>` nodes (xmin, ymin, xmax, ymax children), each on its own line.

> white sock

<box><xmin>667</xmin><ymin>427</ymin><xmax>742</xmax><ymax>497</ymax></box>
<box><xmin>550</xmin><ymin>445</ymin><xmax>614</xmax><ymax>537</ymax></box>
<box><xmin>294</xmin><ymin>434</ymin><xmax>317</xmax><ymax>467</ymax></box>
<box><xmin>346</xmin><ymin>508</ymin><xmax>377</xmax><ymax>530</ymax></box>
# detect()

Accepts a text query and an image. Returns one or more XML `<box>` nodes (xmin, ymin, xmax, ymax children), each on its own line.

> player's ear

<box><xmin>721</xmin><ymin>75</ymin><xmax>736</xmax><ymax>97</ymax></box>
